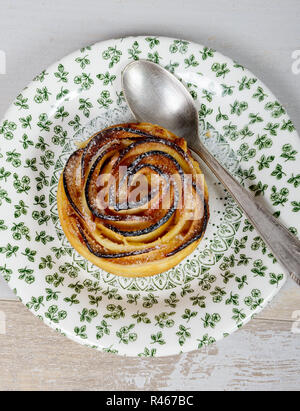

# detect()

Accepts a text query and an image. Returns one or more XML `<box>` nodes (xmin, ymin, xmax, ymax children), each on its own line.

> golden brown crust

<box><xmin>57</xmin><ymin>122</ymin><xmax>209</xmax><ymax>277</ymax></box>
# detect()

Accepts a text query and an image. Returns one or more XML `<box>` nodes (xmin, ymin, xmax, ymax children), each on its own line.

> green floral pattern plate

<box><xmin>0</xmin><ymin>36</ymin><xmax>299</xmax><ymax>356</ymax></box>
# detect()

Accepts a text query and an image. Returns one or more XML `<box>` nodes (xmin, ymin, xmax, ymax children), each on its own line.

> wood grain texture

<box><xmin>256</xmin><ymin>277</ymin><xmax>300</xmax><ymax>321</ymax></box>
<box><xmin>0</xmin><ymin>0</ymin><xmax>300</xmax><ymax>132</ymax></box>
<box><xmin>0</xmin><ymin>271</ymin><xmax>299</xmax><ymax>391</ymax></box>
<box><xmin>0</xmin><ymin>298</ymin><xmax>299</xmax><ymax>391</ymax></box>
<box><xmin>0</xmin><ymin>0</ymin><xmax>300</xmax><ymax>391</ymax></box>
<box><xmin>0</xmin><ymin>275</ymin><xmax>15</xmax><ymax>300</ymax></box>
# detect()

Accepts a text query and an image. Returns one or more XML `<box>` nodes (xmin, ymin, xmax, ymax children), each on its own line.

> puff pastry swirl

<box><xmin>57</xmin><ymin>122</ymin><xmax>209</xmax><ymax>277</ymax></box>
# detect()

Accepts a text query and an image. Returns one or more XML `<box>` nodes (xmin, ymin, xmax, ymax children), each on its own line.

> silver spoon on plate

<box><xmin>121</xmin><ymin>59</ymin><xmax>300</xmax><ymax>285</ymax></box>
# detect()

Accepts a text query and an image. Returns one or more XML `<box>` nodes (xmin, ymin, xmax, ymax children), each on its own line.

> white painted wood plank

<box><xmin>0</xmin><ymin>0</ymin><xmax>299</xmax><ymax>130</ymax></box>
<box><xmin>0</xmin><ymin>275</ymin><xmax>15</xmax><ymax>300</ymax></box>
<box><xmin>256</xmin><ymin>277</ymin><xmax>300</xmax><ymax>321</ymax></box>
<box><xmin>1</xmin><ymin>0</ymin><xmax>300</xmax><ymax>301</ymax></box>
<box><xmin>0</xmin><ymin>300</ymin><xmax>299</xmax><ymax>391</ymax></box>
<box><xmin>0</xmin><ymin>0</ymin><xmax>300</xmax><ymax>391</ymax></box>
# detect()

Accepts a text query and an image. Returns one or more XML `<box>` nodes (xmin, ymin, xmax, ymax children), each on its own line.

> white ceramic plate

<box><xmin>0</xmin><ymin>36</ymin><xmax>299</xmax><ymax>356</ymax></box>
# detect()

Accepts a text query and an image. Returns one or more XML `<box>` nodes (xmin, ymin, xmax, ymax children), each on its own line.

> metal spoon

<box><xmin>122</xmin><ymin>59</ymin><xmax>300</xmax><ymax>285</ymax></box>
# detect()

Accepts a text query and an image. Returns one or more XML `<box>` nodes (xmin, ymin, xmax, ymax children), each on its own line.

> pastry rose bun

<box><xmin>57</xmin><ymin>122</ymin><xmax>209</xmax><ymax>277</ymax></box>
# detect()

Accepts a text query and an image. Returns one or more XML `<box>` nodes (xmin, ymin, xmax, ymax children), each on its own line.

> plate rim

<box><xmin>1</xmin><ymin>34</ymin><xmax>298</xmax><ymax>356</ymax></box>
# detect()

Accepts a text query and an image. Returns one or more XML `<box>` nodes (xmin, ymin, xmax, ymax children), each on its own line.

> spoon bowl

<box><xmin>122</xmin><ymin>59</ymin><xmax>300</xmax><ymax>285</ymax></box>
<box><xmin>122</xmin><ymin>60</ymin><xmax>199</xmax><ymax>147</ymax></box>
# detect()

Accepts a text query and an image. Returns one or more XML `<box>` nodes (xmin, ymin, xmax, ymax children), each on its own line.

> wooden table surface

<box><xmin>0</xmin><ymin>0</ymin><xmax>300</xmax><ymax>391</ymax></box>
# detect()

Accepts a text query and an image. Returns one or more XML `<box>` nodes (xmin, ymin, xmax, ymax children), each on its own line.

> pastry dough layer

<box><xmin>57</xmin><ymin>122</ymin><xmax>209</xmax><ymax>277</ymax></box>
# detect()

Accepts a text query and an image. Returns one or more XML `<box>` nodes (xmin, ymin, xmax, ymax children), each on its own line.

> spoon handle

<box><xmin>192</xmin><ymin>141</ymin><xmax>300</xmax><ymax>286</ymax></box>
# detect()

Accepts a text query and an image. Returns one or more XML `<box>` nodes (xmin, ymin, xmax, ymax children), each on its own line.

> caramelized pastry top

<box><xmin>59</xmin><ymin>122</ymin><xmax>209</xmax><ymax>270</ymax></box>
